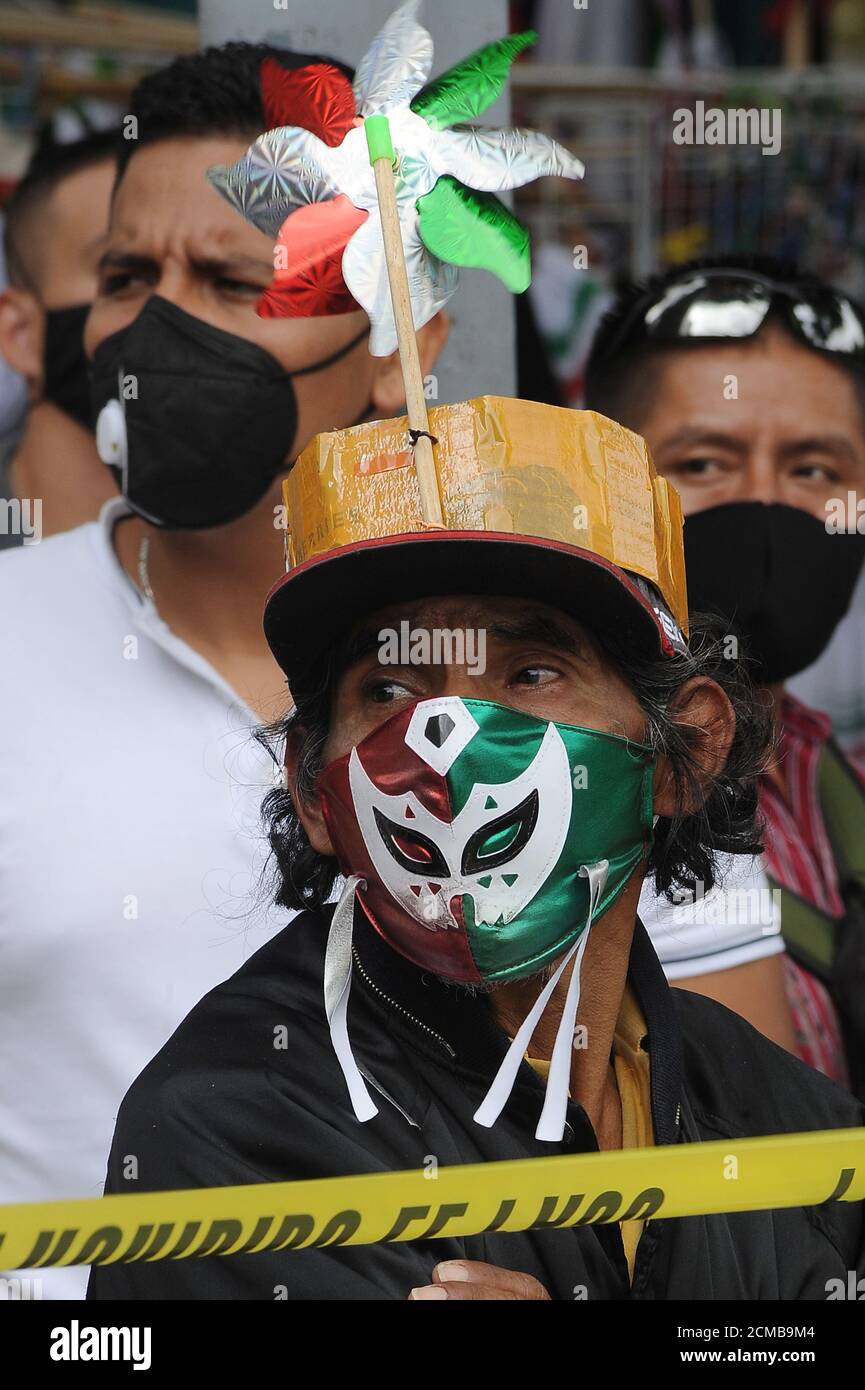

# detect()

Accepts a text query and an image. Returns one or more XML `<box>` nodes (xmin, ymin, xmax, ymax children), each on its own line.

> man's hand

<box><xmin>409</xmin><ymin>1260</ymin><xmax>551</xmax><ymax>1300</ymax></box>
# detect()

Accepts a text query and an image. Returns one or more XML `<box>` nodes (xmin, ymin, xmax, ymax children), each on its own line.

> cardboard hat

<box><xmin>264</xmin><ymin>396</ymin><xmax>688</xmax><ymax>690</ymax></box>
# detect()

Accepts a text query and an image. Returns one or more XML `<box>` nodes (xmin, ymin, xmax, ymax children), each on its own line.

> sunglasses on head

<box><xmin>597</xmin><ymin>268</ymin><xmax>865</xmax><ymax>368</ymax></box>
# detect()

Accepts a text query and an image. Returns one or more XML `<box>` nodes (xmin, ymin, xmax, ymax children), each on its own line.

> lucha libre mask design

<box><xmin>349</xmin><ymin>698</ymin><xmax>572</xmax><ymax>933</ymax></box>
<box><xmin>318</xmin><ymin>696</ymin><xmax>656</xmax><ymax>984</ymax></box>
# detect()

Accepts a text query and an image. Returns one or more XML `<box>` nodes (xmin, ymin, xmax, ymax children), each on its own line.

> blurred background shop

<box><xmin>2</xmin><ymin>0</ymin><xmax>865</xmax><ymax>408</ymax></box>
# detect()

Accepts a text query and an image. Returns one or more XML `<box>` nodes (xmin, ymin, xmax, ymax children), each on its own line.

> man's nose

<box><xmin>436</xmin><ymin>667</ymin><xmax>493</xmax><ymax>699</ymax></box>
<box><xmin>144</xmin><ymin>260</ymin><xmax>193</xmax><ymax>312</ymax></box>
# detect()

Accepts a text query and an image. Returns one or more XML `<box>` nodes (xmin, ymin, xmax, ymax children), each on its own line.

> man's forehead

<box><xmin>109</xmin><ymin>135</ymin><xmax>264</xmax><ymax>243</ymax></box>
<box><xmin>658</xmin><ymin>324</ymin><xmax>859</xmax><ymax>401</ymax></box>
<box><xmin>349</xmin><ymin>595</ymin><xmax>587</xmax><ymax>643</ymax></box>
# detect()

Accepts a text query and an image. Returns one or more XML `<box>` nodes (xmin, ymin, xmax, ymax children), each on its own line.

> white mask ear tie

<box><xmin>473</xmin><ymin>860</ymin><xmax>609</xmax><ymax>1141</ymax></box>
<box><xmin>535</xmin><ymin>860</ymin><xmax>608</xmax><ymax>1141</ymax></box>
<box><xmin>324</xmin><ymin>875</ymin><xmax>379</xmax><ymax>1123</ymax></box>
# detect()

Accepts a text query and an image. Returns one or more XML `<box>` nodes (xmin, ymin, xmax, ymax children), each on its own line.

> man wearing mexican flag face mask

<box><xmin>90</xmin><ymin>399</ymin><xmax>865</xmax><ymax>1302</ymax></box>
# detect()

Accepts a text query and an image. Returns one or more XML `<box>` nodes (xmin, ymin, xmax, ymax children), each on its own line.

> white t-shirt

<box><xmin>639</xmin><ymin>853</ymin><xmax>784</xmax><ymax>980</ymax></box>
<box><xmin>0</xmin><ymin>500</ymin><xmax>288</xmax><ymax>1298</ymax></box>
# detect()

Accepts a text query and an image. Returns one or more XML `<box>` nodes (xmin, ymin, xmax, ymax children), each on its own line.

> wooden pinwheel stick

<box><xmin>365</xmin><ymin>115</ymin><xmax>445</xmax><ymax>528</ymax></box>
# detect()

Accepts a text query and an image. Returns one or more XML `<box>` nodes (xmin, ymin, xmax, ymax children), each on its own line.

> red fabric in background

<box><xmin>763</xmin><ymin>0</ymin><xmax>836</xmax><ymax>34</ymax></box>
<box><xmin>759</xmin><ymin>693</ymin><xmax>861</xmax><ymax>1085</ymax></box>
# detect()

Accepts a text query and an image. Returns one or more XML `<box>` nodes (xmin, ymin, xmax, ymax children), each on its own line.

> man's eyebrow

<box><xmin>97</xmin><ymin>248</ymin><xmax>156</xmax><ymax>275</ymax></box>
<box><xmin>654</xmin><ymin>426</ymin><xmax>748</xmax><ymax>455</ymax></box>
<box><xmin>96</xmin><ymin>248</ymin><xmax>274</xmax><ymax>277</ymax></box>
<box><xmin>334</xmin><ymin>614</ymin><xmax>587</xmax><ymax>672</ymax></box>
<box><xmin>335</xmin><ymin>625</ymin><xmax>390</xmax><ymax>674</ymax></box>
<box><xmin>487</xmin><ymin>616</ymin><xmax>584</xmax><ymax>656</ymax></box>
<box><xmin>780</xmin><ymin>435</ymin><xmax>860</xmax><ymax>463</ymax></box>
<box><xmin>191</xmin><ymin>252</ymin><xmax>274</xmax><ymax>278</ymax></box>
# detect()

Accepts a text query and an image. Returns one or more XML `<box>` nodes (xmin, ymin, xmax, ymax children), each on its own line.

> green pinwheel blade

<box><xmin>411</xmin><ymin>30</ymin><xmax>537</xmax><ymax>130</ymax></box>
<box><xmin>416</xmin><ymin>175</ymin><xmax>531</xmax><ymax>293</ymax></box>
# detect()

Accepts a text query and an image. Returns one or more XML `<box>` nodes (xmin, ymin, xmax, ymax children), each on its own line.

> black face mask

<box><xmin>89</xmin><ymin>295</ymin><xmax>368</xmax><ymax>530</ymax></box>
<box><xmin>683</xmin><ymin>501</ymin><xmax>865</xmax><ymax>685</ymax></box>
<box><xmin>43</xmin><ymin>303</ymin><xmax>93</xmax><ymax>429</ymax></box>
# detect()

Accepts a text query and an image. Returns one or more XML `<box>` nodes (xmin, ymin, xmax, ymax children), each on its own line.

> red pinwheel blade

<box><xmin>261</xmin><ymin>58</ymin><xmax>357</xmax><ymax>146</ymax></box>
<box><xmin>257</xmin><ymin>195</ymin><xmax>368</xmax><ymax>319</ymax></box>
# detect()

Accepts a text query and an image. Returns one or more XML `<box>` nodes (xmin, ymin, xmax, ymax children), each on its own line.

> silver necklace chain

<box><xmin>137</xmin><ymin>533</ymin><xmax>155</xmax><ymax>605</ymax></box>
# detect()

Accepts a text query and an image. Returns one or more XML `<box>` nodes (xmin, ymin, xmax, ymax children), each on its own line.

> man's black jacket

<box><xmin>88</xmin><ymin>907</ymin><xmax>865</xmax><ymax>1300</ymax></box>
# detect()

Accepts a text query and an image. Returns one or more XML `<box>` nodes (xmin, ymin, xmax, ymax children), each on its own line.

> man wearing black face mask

<box><xmin>585</xmin><ymin>255</ymin><xmax>865</xmax><ymax>1099</ymax></box>
<box><xmin>83</xmin><ymin>42</ymin><xmax>446</xmax><ymax>713</ymax></box>
<box><xmin>0</xmin><ymin>126</ymin><xmax>119</xmax><ymax>542</ymax></box>
<box><xmin>0</xmin><ymin>42</ymin><xmax>446</xmax><ymax>1300</ymax></box>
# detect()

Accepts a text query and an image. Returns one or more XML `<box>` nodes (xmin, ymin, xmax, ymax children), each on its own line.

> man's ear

<box><xmin>284</xmin><ymin>725</ymin><xmax>335</xmax><ymax>856</ymax></box>
<box><xmin>0</xmin><ymin>287</ymin><xmax>44</xmax><ymax>391</ymax></box>
<box><xmin>370</xmin><ymin>309</ymin><xmax>449</xmax><ymax>415</ymax></box>
<box><xmin>652</xmin><ymin>676</ymin><xmax>736</xmax><ymax>818</ymax></box>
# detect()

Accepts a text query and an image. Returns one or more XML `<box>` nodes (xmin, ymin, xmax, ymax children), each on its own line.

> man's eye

<box><xmin>791</xmin><ymin>462</ymin><xmax>839</xmax><ymax>483</ymax></box>
<box><xmin>102</xmin><ymin>272</ymin><xmax>146</xmax><ymax>295</ymax></box>
<box><xmin>217</xmin><ymin>278</ymin><xmax>263</xmax><ymax>295</ymax></box>
<box><xmin>512</xmin><ymin>666</ymin><xmax>557</xmax><ymax>687</ymax></box>
<box><xmin>367</xmin><ymin>679</ymin><xmax>412</xmax><ymax>703</ymax></box>
<box><xmin>672</xmin><ymin>457</ymin><xmax>722</xmax><ymax>476</ymax></box>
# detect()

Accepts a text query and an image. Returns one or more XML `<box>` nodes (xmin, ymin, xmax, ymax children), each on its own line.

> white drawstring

<box><xmin>535</xmin><ymin>862</ymin><xmax>608</xmax><ymax>1140</ymax></box>
<box><xmin>323</xmin><ymin>874</ymin><xmax>379</xmax><ymax>1122</ymax></box>
<box><xmin>325</xmin><ymin>862</ymin><xmax>610</xmax><ymax>1139</ymax></box>
<box><xmin>473</xmin><ymin>860</ymin><xmax>609</xmax><ymax>1141</ymax></box>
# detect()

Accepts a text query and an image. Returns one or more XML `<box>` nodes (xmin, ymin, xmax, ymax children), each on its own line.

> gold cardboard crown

<box><xmin>282</xmin><ymin>397</ymin><xmax>688</xmax><ymax>633</ymax></box>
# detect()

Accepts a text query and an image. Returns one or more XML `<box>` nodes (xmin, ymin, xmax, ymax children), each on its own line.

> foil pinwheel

<box><xmin>208</xmin><ymin>0</ymin><xmax>584</xmax><ymax>356</ymax></box>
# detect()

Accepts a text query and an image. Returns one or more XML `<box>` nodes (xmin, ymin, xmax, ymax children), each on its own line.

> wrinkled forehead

<box><xmin>370</xmin><ymin>594</ymin><xmax>543</xmax><ymax>630</ymax></box>
<box><xmin>109</xmin><ymin>135</ymin><xmax>261</xmax><ymax>242</ymax></box>
<box><xmin>337</xmin><ymin>594</ymin><xmax>597</xmax><ymax>669</ymax></box>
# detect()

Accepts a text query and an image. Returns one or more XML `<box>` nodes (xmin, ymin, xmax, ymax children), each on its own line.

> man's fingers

<box><xmin>411</xmin><ymin>1280</ymin><xmax>532</xmax><ymax>1301</ymax></box>
<box><xmin>408</xmin><ymin>1260</ymin><xmax>550</xmax><ymax>1300</ymax></box>
<box><xmin>434</xmin><ymin>1259</ymin><xmax>550</xmax><ymax>1298</ymax></box>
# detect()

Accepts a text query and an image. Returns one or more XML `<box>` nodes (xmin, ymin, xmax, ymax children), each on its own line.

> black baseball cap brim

<box><xmin>264</xmin><ymin>530</ymin><xmax>683</xmax><ymax>694</ymax></box>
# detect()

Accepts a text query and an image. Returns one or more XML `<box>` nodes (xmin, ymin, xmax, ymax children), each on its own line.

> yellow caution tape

<box><xmin>1</xmin><ymin>1128</ymin><xmax>862</xmax><ymax>1270</ymax></box>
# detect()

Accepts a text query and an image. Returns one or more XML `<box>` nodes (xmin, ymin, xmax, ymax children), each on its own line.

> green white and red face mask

<box><xmin>317</xmin><ymin>696</ymin><xmax>655</xmax><ymax>1141</ymax></box>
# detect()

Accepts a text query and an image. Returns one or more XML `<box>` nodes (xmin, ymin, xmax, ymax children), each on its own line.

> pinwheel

<box><xmin>208</xmin><ymin>0</ymin><xmax>584</xmax><ymax>357</ymax></box>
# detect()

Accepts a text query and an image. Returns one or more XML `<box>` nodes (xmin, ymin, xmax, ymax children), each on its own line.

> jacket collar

<box><xmin>351</xmin><ymin>904</ymin><xmax>684</xmax><ymax>1146</ymax></box>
